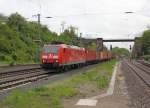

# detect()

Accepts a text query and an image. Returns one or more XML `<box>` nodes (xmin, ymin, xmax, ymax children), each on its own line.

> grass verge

<box><xmin>0</xmin><ymin>59</ymin><xmax>116</xmax><ymax>108</ymax></box>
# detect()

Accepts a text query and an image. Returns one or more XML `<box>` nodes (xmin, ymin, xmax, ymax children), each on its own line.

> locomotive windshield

<box><xmin>43</xmin><ymin>46</ymin><xmax>59</xmax><ymax>54</ymax></box>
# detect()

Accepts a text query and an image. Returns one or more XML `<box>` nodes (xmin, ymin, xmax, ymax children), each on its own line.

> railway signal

<box><xmin>110</xmin><ymin>45</ymin><xmax>112</xmax><ymax>51</ymax></box>
<box><xmin>130</xmin><ymin>45</ymin><xmax>132</xmax><ymax>51</ymax></box>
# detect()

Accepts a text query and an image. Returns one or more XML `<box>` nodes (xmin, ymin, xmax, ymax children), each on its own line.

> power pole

<box><xmin>79</xmin><ymin>33</ymin><xmax>82</xmax><ymax>46</ymax></box>
<box><xmin>61</xmin><ymin>21</ymin><xmax>66</xmax><ymax>33</ymax></box>
<box><xmin>32</xmin><ymin>13</ymin><xmax>41</xmax><ymax>42</ymax></box>
<box><xmin>32</xmin><ymin>13</ymin><xmax>53</xmax><ymax>62</ymax></box>
<box><xmin>37</xmin><ymin>13</ymin><xmax>41</xmax><ymax>24</ymax></box>
<box><xmin>37</xmin><ymin>13</ymin><xmax>41</xmax><ymax>42</ymax></box>
<box><xmin>33</xmin><ymin>13</ymin><xmax>41</xmax><ymax>63</ymax></box>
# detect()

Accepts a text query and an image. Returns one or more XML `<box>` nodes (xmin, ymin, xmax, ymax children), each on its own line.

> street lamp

<box><xmin>125</xmin><ymin>12</ymin><xmax>134</xmax><ymax>14</ymax></box>
<box><xmin>45</xmin><ymin>17</ymin><xmax>53</xmax><ymax>19</ymax></box>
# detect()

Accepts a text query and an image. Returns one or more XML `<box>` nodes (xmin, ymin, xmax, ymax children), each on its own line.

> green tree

<box><xmin>58</xmin><ymin>26</ymin><xmax>78</xmax><ymax>45</ymax></box>
<box><xmin>0</xmin><ymin>13</ymin><xmax>59</xmax><ymax>64</ymax></box>
<box><xmin>132</xmin><ymin>29</ymin><xmax>150</xmax><ymax>59</ymax></box>
<box><xmin>141</xmin><ymin>30</ymin><xmax>150</xmax><ymax>55</ymax></box>
<box><xmin>7</xmin><ymin>13</ymin><xmax>26</xmax><ymax>31</ymax></box>
<box><xmin>112</xmin><ymin>47</ymin><xmax>130</xmax><ymax>58</ymax></box>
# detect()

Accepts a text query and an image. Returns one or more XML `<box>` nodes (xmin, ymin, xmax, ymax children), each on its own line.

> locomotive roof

<box><xmin>44</xmin><ymin>44</ymin><xmax>85</xmax><ymax>50</ymax></box>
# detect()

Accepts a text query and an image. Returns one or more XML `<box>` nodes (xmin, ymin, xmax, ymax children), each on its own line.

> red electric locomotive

<box><xmin>41</xmin><ymin>44</ymin><xmax>86</xmax><ymax>69</ymax></box>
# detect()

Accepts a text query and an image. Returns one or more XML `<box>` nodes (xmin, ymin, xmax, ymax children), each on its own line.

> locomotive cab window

<box><xmin>63</xmin><ymin>48</ymin><xmax>66</xmax><ymax>52</ymax></box>
<box><xmin>43</xmin><ymin>46</ymin><xmax>59</xmax><ymax>54</ymax></box>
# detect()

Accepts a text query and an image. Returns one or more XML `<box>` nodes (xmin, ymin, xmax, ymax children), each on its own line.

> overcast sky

<box><xmin>0</xmin><ymin>0</ymin><xmax>150</xmax><ymax>49</ymax></box>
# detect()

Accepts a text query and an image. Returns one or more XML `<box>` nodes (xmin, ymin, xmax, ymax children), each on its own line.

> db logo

<box><xmin>48</xmin><ymin>54</ymin><xmax>52</xmax><ymax>58</ymax></box>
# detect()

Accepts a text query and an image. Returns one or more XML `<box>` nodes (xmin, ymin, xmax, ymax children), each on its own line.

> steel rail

<box><xmin>0</xmin><ymin>67</ymin><xmax>53</xmax><ymax>91</ymax></box>
<box><xmin>124</xmin><ymin>61</ymin><xmax>150</xmax><ymax>88</ymax></box>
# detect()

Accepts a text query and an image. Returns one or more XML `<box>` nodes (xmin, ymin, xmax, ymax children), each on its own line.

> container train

<box><xmin>41</xmin><ymin>43</ymin><xmax>112</xmax><ymax>70</ymax></box>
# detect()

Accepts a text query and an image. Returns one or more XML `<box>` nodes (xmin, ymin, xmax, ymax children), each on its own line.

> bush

<box><xmin>141</xmin><ymin>55</ymin><xmax>150</xmax><ymax>61</ymax></box>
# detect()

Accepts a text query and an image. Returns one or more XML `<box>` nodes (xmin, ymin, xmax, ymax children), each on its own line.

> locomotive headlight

<box><xmin>53</xmin><ymin>55</ymin><xmax>58</xmax><ymax>59</ymax></box>
<box><xmin>55</xmin><ymin>60</ymin><xmax>58</xmax><ymax>62</ymax></box>
<box><xmin>42</xmin><ymin>55</ymin><xmax>48</xmax><ymax>59</ymax></box>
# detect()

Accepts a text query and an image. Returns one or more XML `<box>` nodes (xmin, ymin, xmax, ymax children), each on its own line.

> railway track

<box><xmin>0</xmin><ymin>64</ymin><xmax>40</xmax><ymax>70</ymax></box>
<box><xmin>0</xmin><ymin>63</ymin><xmax>99</xmax><ymax>92</ymax></box>
<box><xmin>0</xmin><ymin>66</ymin><xmax>53</xmax><ymax>92</ymax></box>
<box><xmin>124</xmin><ymin>60</ymin><xmax>150</xmax><ymax>89</ymax></box>
<box><xmin>137</xmin><ymin>60</ymin><xmax>150</xmax><ymax>67</ymax></box>
<box><xmin>122</xmin><ymin>60</ymin><xmax>150</xmax><ymax>108</ymax></box>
